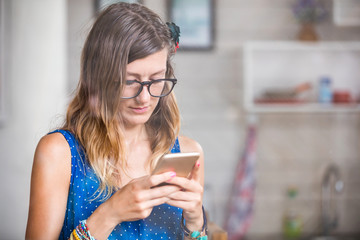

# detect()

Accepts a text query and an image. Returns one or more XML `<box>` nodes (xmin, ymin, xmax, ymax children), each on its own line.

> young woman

<box><xmin>25</xmin><ymin>3</ymin><xmax>206</xmax><ymax>240</ymax></box>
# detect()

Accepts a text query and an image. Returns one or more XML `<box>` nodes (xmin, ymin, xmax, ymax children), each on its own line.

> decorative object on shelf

<box><xmin>333</xmin><ymin>90</ymin><xmax>352</xmax><ymax>104</ymax></box>
<box><xmin>318</xmin><ymin>76</ymin><xmax>332</xmax><ymax>104</ymax></box>
<box><xmin>292</xmin><ymin>0</ymin><xmax>327</xmax><ymax>41</ymax></box>
<box><xmin>297</xmin><ymin>23</ymin><xmax>318</xmax><ymax>41</ymax></box>
<box><xmin>257</xmin><ymin>82</ymin><xmax>312</xmax><ymax>104</ymax></box>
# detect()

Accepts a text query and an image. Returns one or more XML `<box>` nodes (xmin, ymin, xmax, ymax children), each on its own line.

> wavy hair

<box><xmin>63</xmin><ymin>3</ymin><xmax>180</xmax><ymax>199</ymax></box>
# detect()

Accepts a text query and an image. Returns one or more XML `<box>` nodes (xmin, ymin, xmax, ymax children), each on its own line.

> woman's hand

<box><xmin>86</xmin><ymin>171</ymin><xmax>180</xmax><ymax>239</ymax></box>
<box><xmin>110</xmin><ymin>171</ymin><xmax>180</xmax><ymax>222</ymax></box>
<box><xmin>165</xmin><ymin>161</ymin><xmax>205</xmax><ymax>231</ymax></box>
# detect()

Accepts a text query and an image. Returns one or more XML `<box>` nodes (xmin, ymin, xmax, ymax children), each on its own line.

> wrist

<box><xmin>183</xmin><ymin>206</ymin><xmax>204</xmax><ymax>231</ymax></box>
<box><xmin>86</xmin><ymin>202</ymin><xmax>119</xmax><ymax>239</ymax></box>
<box><xmin>185</xmin><ymin>217</ymin><xmax>204</xmax><ymax>232</ymax></box>
<box><xmin>181</xmin><ymin>206</ymin><xmax>208</xmax><ymax>239</ymax></box>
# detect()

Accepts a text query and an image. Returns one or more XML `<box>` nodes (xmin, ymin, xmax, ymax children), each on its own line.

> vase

<box><xmin>297</xmin><ymin>23</ymin><xmax>318</xmax><ymax>41</ymax></box>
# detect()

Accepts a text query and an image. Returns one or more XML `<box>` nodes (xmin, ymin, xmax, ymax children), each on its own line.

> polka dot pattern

<box><xmin>51</xmin><ymin>130</ymin><xmax>184</xmax><ymax>240</ymax></box>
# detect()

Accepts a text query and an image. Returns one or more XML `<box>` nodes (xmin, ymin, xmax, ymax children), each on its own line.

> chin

<box><xmin>124</xmin><ymin>115</ymin><xmax>152</xmax><ymax>127</ymax></box>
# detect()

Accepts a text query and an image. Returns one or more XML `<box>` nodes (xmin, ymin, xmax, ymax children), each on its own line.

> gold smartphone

<box><xmin>151</xmin><ymin>152</ymin><xmax>200</xmax><ymax>178</ymax></box>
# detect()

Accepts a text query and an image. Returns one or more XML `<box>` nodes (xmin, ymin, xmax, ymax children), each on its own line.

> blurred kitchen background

<box><xmin>1</xmin><ymin>0</ymin><xmax>360</xmax><ymax>239</ymax></box>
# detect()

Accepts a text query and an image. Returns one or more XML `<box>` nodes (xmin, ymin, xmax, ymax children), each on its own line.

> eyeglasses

<box><xmin>121</xmin><ymin>78</ymin><xmax>177</xmax><ymax>99</ymax></box>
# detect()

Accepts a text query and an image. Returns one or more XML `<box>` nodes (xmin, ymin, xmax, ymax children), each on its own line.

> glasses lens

<box><xmin>121</xmin><ymin>79</ymin><xmax>176</xmax><ymax>99</ymax></box>
<box><xmin>122</xmin><ymin>80</ymin><xmax>142</xmax><ymax>99</ymax></box>
<box><xmin>149</xmin><ymin>80</ymin><xmax>174</xmax><ymax>97</ymax></box>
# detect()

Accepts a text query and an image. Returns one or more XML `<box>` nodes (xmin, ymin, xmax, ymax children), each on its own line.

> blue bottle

<box><xmin>318</xmin><ymin>77</ymin><xmax>332</xmax><ymax>103</ymax></box>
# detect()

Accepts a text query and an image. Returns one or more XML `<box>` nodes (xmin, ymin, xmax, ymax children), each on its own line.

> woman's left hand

<box><xmin>165</xmin><ymin>161</ymin><xmax>204</xmax><ymax>231</ymax></box>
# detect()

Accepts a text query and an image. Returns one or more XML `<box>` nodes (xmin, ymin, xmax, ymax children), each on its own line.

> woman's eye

<box><xmin>151</xmin><ymin>80</ymin><xmax>162</xmax><ymax>85</ymax></box>
<box><xmin>125</xmin><ymin>80</ymin><xmax>136</xmax><ymax>86</ymax></box>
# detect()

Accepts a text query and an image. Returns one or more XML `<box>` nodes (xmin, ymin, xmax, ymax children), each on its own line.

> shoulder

<box><xmin>33</xmin><ymin>132</ymin><xmax>71</xmax><ymax>175</ymax></box>
<box><xmin>178</xmin><ymin>135</ymin><xmax>203</xmax><ymax>154</ymax></box>
<box><xmin>35</xmin><ymin>132</ymin><xmax>70</xmax><ymax>162</ymax></box>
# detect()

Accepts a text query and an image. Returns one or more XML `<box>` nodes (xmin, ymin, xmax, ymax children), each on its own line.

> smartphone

<box><xmin>151</xmin><ymin>152</ymin><xmax>200</xmax><ymax>178</ymax></box>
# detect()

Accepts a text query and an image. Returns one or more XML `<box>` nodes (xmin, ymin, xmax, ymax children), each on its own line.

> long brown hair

<box><xmin>63</xmin><ymin>3</ymin><xmax>180</xmax><ymax>199</ymax></box>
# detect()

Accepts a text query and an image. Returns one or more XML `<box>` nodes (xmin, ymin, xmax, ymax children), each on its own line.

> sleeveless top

<box><xmin>52</xmin><ymin>130</ymin><xmax>184</xmax><ymax>240</ymax></box>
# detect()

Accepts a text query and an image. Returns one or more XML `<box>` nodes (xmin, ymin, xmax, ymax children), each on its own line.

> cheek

<box><xmin>118</xmin><ymin>100</ymin><xmax>132</xmax><ymax>115</ymax></box>
<box><xmin>118</xmin><ymin>100</ymin><xmax>127</xmax><ymax>110</ymax></box>
<box><xmin>152</xmin><ymin>97</ymin><xmax>161</xmax><ymax>108</ymax></box>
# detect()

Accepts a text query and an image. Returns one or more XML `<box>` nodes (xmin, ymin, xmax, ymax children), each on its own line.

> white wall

<box><xmin>0</xmin><ymin>0</ymin><xmax>67</xmax><ymax>238</ymax></box>
<box><xmin>67</xmin><ymin>0</ymin><xmax>94</xmax><ymax>92</ymax></box>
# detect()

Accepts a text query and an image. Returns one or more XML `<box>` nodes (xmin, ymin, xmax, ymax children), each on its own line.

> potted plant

<box><xmin>292</xmin><ymin>0</ymin><xmax>327</xmax><ymax>41</ymax></box>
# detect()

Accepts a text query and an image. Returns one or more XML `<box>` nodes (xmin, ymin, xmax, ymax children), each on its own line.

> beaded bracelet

<box><xmin>70</xmin><ymin>220</ymin><xmax>97</xmax><ymax>240</ymax></box>
<box><xmin>71</xmin><ymin>229</ymin><xmax>80</xmax><ymax>240</ymax></box>
<box><xmin>181</xmin><ymin>206</ymin><xmax>208</xmax><ymax>240</ymax></box>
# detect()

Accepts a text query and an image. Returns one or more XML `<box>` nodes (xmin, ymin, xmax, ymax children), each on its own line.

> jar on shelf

<box><xmin>318</xmin><ymin>77</ymin><xmax>333</xmax><ymax>103</ymax></box>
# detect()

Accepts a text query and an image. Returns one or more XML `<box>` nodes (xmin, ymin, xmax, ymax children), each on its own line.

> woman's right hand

<box><xmin>110</xmin><ymin>171</ymin><xmax>179</xmax><ymax>222</ymax></box>
<box><xmin>86</xmin><ymin>171</ymin><xmax>179</xmax><ymax>240</ymax></box>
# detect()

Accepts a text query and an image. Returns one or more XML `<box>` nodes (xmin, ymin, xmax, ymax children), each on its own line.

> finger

<box><xmin>141</xmin><ymin>196</ymin><xmax>171</xmax><ymax>209</ymax></box>
<box><xmin>145</xmin><ymin>184</ymin><xmax>181</xmax><ymax>200</ymax></box>
<box><xmin>167</xmin><ymin>176</ymin><xmax>203</xmax><ymax>193</ymax></box>
<box><xmin>147</xmin><ymin>171</ymin><xmax>176</xmax><ymax>188</ymax></box>
<box><xmin>189</xmin><ymin>160</ymin><xmax>201</xmax><ymax>182</ymax></box>
<box><xmin>167</xmin><ymin>191</ymin><xmax>200</xmax><ymax>202</ymax></box>
<box><xmin>166</xmin><ymin>199</ymin><xmax>200</xmax><ymax>211</ymax></box>
<box><xmin>166</xmin><ymin>199</ymin><xmax>188</xmax><ymax>209</ymax></box>
<box><xmin>126</xmin><ymin>184</ymin><xmax>179</xmax><ymax>208</ymax></box>
<box><xmin>166</xmin><ymin>198</ymin><xmax>203</xmax><ymax>217</ymax></box>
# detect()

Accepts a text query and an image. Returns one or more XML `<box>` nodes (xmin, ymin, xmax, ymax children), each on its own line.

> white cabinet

<box><xmin>243</xmin><ymin>41</ymin><xmax>360</xmax><ymax>113</ymax></box>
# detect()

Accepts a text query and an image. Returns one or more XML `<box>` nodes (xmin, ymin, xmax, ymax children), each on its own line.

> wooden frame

<box><xmin>168</xmin><ymin>0</ymin><xmax>215</xmax><ymax>51</ymax></box>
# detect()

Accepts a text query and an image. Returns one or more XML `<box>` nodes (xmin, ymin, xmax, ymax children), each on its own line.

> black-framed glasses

<box><xmin>121</xmin><ymin>79</ymin><xmax>177</xmax><ymax>99</ymax></box>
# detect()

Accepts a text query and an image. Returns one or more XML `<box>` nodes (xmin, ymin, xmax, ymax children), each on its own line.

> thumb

<box><xmin>189</xmin><ymin>160</ymin><xmax>201</xmax><ymax>182</ymax></box>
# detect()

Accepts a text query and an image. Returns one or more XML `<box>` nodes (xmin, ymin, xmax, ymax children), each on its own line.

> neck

<box><xmin>122</xmin><ymin>123</ymin><xmax>152</xmax><ymax>173</ymax></box>
<box><xmin>123</xmin><ymin>124</ymin><xmax>148</xmax><ymax>146</ymax></box>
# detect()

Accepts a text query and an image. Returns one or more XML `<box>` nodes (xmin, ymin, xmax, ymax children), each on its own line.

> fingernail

<box><xmin>196</xmin><ymin>161</ymin><xmax>200</xmax><ymax>167</ymax></box>
<box><xmin>170</xmin><ymin>172</ymin><xmax>176</xmax><ymax>178</ymax></box>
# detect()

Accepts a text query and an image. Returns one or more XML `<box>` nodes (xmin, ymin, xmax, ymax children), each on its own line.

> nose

<box><xmin>135</xmin><ymin>84</ymin><xmax>151</xmax><ymax>103</ymax></box>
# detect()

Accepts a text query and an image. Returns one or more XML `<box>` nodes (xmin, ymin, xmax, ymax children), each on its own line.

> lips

<box><xmin>130</xmin><ymin>106</ymin><xmax>149</xmax><ymax>114</ymax></box>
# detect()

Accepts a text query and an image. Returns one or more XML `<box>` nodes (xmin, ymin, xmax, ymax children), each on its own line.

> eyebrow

<box><xmin>126</xmin><ymin>69</ymin><xmax>166</xmax><ymax>78</ymax></box>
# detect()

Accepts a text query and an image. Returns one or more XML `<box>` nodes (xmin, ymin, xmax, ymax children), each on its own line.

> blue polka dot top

<box><xmin>52</xmin><ymin>130</ymin><xmax>184</xmax><ymax>240</ymax></box>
